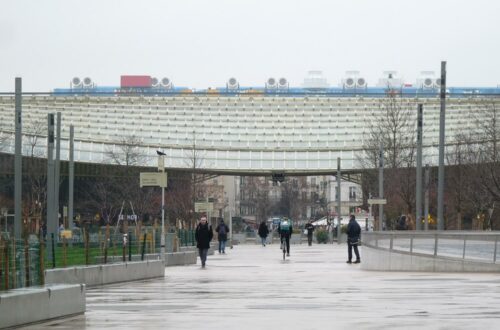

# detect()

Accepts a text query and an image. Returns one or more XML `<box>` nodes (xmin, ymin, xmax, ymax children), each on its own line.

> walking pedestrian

<box><xmin>258</xmin><ymin>221</ymin><xmax>269</xmax><ymax>246</ymax></box>
<box><xmin>215</xmin><ymin>219</ymin><xmax>229</xmax><ymax>254</ymax></box>
<box><xmin>304</xmin><ymin>220</ymin><xmax>315</xmax><ymax>246</ymax></box>
<box><xmin>195</xmin><ymin>216</ymin><xmax>213</xmax><ymax>268</ymax></box>
<box><xmin>346</xmin><ymin>215</ymin><xmax>361</xmax><ymax>264</ymax></box>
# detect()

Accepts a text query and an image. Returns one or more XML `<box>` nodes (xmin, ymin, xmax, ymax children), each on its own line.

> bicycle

<box><xmin>281</xmin><ymin>237</ymin><xmax>286</xmax><ymax>260</ymax></box>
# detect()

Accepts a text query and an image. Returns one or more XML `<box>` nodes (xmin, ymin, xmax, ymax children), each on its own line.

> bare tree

<box><xmin>24</xmin><ymin>119</ymin><xmax>46</xmax><ymax>157</ymax></box>
<box><xmin>358</xmin><ymin>93</ymin><xmax>417</xmax><ymax>223</ymax></box>
<box><xmin>105</xmin><ymin>135</ymin><xmax>147</xmax><ymax>167</ymax></box>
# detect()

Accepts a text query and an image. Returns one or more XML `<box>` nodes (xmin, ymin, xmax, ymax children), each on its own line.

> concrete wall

<box><xmin>45</xmin><ymin>260</ymin><xmax>165</xmax><ymax>287</ymax></box>
<box><xmin>0</xmin><ymin>284</ymin><xmax>85</xmax><ymax>329</ymax></box>
<box><xmin>165</xmin><ymin>251</ymin><xmax>197</xmax><ymax>266</ymax></box>
<box><xmin>362</xmin><ymin>246</ymin><xmax>500</xmax><ymax>272</ymax></box>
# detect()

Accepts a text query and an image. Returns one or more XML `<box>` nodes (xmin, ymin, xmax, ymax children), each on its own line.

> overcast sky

<box><xmin>1</xmin><ymin>0</ymin><xmax>499</xmax><ymax>92</ymax></box>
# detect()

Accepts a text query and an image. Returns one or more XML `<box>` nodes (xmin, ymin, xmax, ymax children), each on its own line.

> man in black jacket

<box><xmin>346</xmin><ymin>215</ymin><xmax>361</xmax><ymax>264</ymax></box>
<box><xmin>195</xmin><ymin>216</ymin><xmax>213</xmax><ymax>268</ymax></box>
<box><xmin>258</xmin><ymin>221</ymin><xmax>269</xmax><ymax>246</ymax></box>
<box><xmin>304</xmin><ymin>220</ymin><xmax>315</xmax><ymax>246</ymax></box>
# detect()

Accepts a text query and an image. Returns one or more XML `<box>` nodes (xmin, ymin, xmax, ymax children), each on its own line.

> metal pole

<box><xmin>14</xmin><ymin>78</ymin><xmax>22</xmax><ymax>239</ymax></box>
<box><xmin>47</xmin><ymin>114</ymin><xmax>56</xmax><ymax>260</ymax></box>
<box><xmin>55</xmin><ymin>112</ymin><xmax>61</xmax><ymax>228</ymax></box>
<box><xmin>379</xmin><ymin>143</ymin><xmax>384</xmax><ymax>231</ymax></box>
<box><xmin>437</xmin><ymin>61</ymin><xmax>447</xmax><ymax>230</ymax></box>
<box><xmin>159</xmin><ymin>155</ymin><xmax>165</xmax><ymax>262</ymax></box>
<box><xmin>416</xmin><ymin>104</ymin><xmax>423</xmax><ymax>230</ymax></box>
<box><xmin>337</xmin><ymin>157</ymin><xmax>341</xmax><ymax>243</ymax></box>
<box><xmin>68</xmin><ymin>125</ymin><xmax>74</xmax><ymax>231</ymax></box>
<box><xmin>424</xmin><ymin>164</ymin><xmax>430</xmax><ymax>231</ymax></box>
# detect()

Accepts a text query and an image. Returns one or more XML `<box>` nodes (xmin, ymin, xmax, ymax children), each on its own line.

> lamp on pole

<box><xmin>157</xmin><ymin>150</ymin><xmax>166</xmax><ymax>261</ymax></box>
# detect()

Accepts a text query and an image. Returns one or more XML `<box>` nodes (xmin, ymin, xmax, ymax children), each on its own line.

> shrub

<box><xmin>315</xmin><ymin>229</ymin><xmax>329</xmax><ymax>243</ymax></box>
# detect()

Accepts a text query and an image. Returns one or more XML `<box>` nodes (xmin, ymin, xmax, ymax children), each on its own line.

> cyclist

<box><xmin>278</xmin><ymin>217</ymin><xmax>293</xmax><ymax>257</ymax></box>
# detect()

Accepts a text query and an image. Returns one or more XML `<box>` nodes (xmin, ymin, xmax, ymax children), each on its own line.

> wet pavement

<box><xmin>25</xmin><ymin>243</ymin><xmax>500</xmax><ymax>329</ymax></box>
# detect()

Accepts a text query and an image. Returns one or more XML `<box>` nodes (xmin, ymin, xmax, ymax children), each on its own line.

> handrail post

<box><xmin>434</xmin><ymin>233</ymin><xmax>438</xmax><ymax>257</ymax></box>
<box><xmin>494</xmin><ymin>235</ymin><xmax>498</xmax><ymax>263</ymax></box>
<box><xmin>389</xmin><ymin>234</ymin><xmax>393</xmax><ymax>250</ymax></box>
<box><xmin>462</xmin><ymin>236</ymin><xmax>467</xmax><ymax>260</ymax></box>
<box><xmin>410</xmin><ymin>234</ymin><xmax>413</xmax><ymax>254</ymax></box>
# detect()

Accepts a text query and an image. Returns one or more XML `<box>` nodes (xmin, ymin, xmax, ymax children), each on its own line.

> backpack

<box><xmin>218</xmin><ymin>225</ymin><xmax>227</xmax><ymax>235</ymax></box>
<box><xmin>280</xmin><ymin>221</ymin><xmax>291</xmax><ymax>232</ymax></box>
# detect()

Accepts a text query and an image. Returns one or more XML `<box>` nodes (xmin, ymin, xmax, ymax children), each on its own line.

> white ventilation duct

<box><xmin>435</xmin><ymin>78</ymin><xmax>442</xmax><ymax>88</ymax></box>
<box><xmin>266</xmin><ymin>77</ymin><xmax>277</xmax><ymax>89</ymax></box>
<box><xmin>161</xmin><ymin>77</ymin><xmax>172</xmax><ymax>88</ymax></box>
<box><xmin>72</xmin><ymin>77</ymin><xmax>82</xmax><ymax>88</ymax></box>
<box><xmin>356</xmin><ymin>77</ymin><xmax>367</xmax><ymax>88</ymax></box>
<box><xmin>83</xmin><ymin>77</ymin><xmax>93</xmax><ymax>87</ymax></box>
<box><xmin>278</xmin><ymin>78</ymin><xmax>288</xmax><ymax>89</ymax></box>
<box><xmin>344</xmin><ymin>77</ymin><xmax>355</xmax><ymax>89</ymax></box>
<box><xmin>423</xmin><ymin>78</ymin><xmax>434</xmax><ymax>89</ymax></box>
<box><xmin>151</xmin><ymin>77</ymin><xmax>159</xmax><ymax>87</ymax></box>
<box><xmin>227</xmin><ymin>77</ymin><xmax>239</xmax><ymax>89</ymax></box>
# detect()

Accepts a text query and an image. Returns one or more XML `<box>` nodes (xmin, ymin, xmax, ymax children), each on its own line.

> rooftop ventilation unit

<box><xmin>266</xmin><ymin>77</ymin><xmax>277</xmax><ymax>89</ymax></box>
<box><xmin>227</xmin><ymin>77</ymin><xmax>239</xmax><ymax>90</ymax></box>
<box><xmin>151</xmin><ymin>77</ymin><xmax>160</xmax><ymax>87</ymax></box>
<box><xmin>435</xmin><ymin>78</ymin><xmax>442</xmax><ymax>89</ymax></box>
<box><xmin>278</xmin><ymin>77</ymin><xmax>288</xmax><ymax>89</ymax></box>
<box><xmin>82</xmin><ymin>77</ymin><xmax>93</xmax><ymax>88</ymax></box>
<box><xmin>376</xmin><ymin>71</ymin><xmax>403</xmax><ymax>88</ymax></box>
<box><xmin>302</xmin><ymin>70</ymin><xmax>329</xmax><ymax>89</ymax></box>
<box><xmin>161</xmin><ymin>77</ymin><xmax>172</xmax><ymax>89</ymax></box>
<box><xmin>416</xmin><ymin>71</ymin><xmax>436</xmax><ymax>89</ymax></box>
<box><xmin>71</xmin><ymin>77</ymin><xmax>82</xmax><ymax>88</ymax></box>
<box><xmin>356</xmin><ymin>77</ymin><xmax>367</xmax><ymax>89</ymax></box>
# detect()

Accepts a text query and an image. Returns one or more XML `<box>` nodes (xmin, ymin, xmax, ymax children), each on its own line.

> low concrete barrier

<box><xmin>165</xmin><ymin>251</ymin><xmax>197</xmax><ymax>266</ymax></box>
<box><xmin>362</xmin><ymin>246</ymin><xmax>500</xmax><ymax>272</ymax></box>
<box><xmin>45</xmin><ymin>260</ymin><xmax>165</xmax><ymax>287</ymax></box>
<box><xmin>362</xmin><ymin>231</ymin><xmax>500</xmax><ymax>272</ymax></box>
<box><xmin>0</xmin><ymin>284</ymin><xmax>85</xmax><ymax>329</ymax></box>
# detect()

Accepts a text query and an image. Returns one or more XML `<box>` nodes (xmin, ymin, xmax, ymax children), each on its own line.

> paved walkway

<box><xmin>27</xmin><ymin>243</ymin><xmax>500</xmax><ymax>329</ymax></box>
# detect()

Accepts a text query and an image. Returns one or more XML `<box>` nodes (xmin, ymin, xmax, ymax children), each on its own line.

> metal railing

<box><xmin>0</xmin><ymin>236</ymin><xmax>43</xmax><ymax>291</ymax></box>
<box><xmin>363</xmin><ymin>231</ymin><xmax>500</xmax><ymax>264</ymax></box>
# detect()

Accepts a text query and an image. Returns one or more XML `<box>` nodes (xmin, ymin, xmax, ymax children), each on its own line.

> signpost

<box><xmin>140</xmin><ymin>170</ymin><xmax>168</xmax><ymax>261</ymax></box>
<box><xmin>368</xmin><ymin>198</ymin><xmax>387</xmax><ymax>205</ymax></box>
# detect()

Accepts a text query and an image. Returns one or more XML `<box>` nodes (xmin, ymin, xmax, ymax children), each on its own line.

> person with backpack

<box><xmin>258</xmin><ymin>221</ymin><xmax>269</xmax><ymax>246</ymax></box>
<box><xmin>346</xmin><ymin>214</ymin><xmax>361</xmax><ymax>264</ymax></box>
<box><xmin>195</xmin><ymin>216</ymin><xmax>213</xmax><ymax>268</ymax></box>
<box><xmin>215</xmin><ymin>219</ymin><xmax>229</xmax><ymax>254</ymax></box>
<box><xmin>278</xmin><ymin>217</ymin><xmax>293</xmax><ymax>257</ymax></box>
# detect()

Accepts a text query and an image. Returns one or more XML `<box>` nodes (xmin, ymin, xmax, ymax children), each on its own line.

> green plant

<box><xmin>315</xmin><ymin>229</ymin><xmax>329</xmax><ymax>243</ymax></box>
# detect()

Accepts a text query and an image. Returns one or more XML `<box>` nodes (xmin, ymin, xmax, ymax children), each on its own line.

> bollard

<box><xmin>141</xmin><ymin>233</ymin><xmax>147</xmax><ymax>261</ymax></box>
<box><xmin>128</xmin><ymin>231</ymin><xmax>132</xmax><ymax>261</ymax></box>
<box><xmin>50</xmin><ymin>233</ymin><xmax>56</xmax><ymax>268</ymax></box>
<box><xmin>122</xmin><ymin>233</ymin><xmax>127</xmax><ymax>262</ymax></box>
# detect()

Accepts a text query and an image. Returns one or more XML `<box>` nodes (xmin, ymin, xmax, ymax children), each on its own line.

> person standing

<box><xmin>304</xmin><ymin>220</ymin><xmax>315</xmax><ymax>246</ymax></box>
<box><xmin>195</xmin><ymin>216</ymin><xmax>213</xmax><ymax>268</ymax></box>
<box><xmin>215</xmin><ymin>219</ymin><xmax>229</xmax><ymax>254</ymax></box>
<box><xmin>346</xmin><ymin>215</ymin><xmax>361</xmax><ymax>264</ymax></box>
<box><xmin>258</xmin><ymin>221</ymin><xmax>269</xmax><ymax>246</ymax></box>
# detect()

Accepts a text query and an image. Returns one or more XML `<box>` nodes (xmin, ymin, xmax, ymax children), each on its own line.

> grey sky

<box><xmin>1</xmin><ymin>0</ymin><xmax>499</xmax><ymax>92</ymax></box>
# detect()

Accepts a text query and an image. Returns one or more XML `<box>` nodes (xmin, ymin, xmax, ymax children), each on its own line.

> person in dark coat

<box><xmin>346</xmin><ymin>214</ymin><xmax>361</xmax><ymax>264</ymax></box>
<box><xmin>258</xmin><ymin>221</ymin><xmax>269</xmax><ymax>246</ymax></box>
<box><xmin>195</xmin><ymin>216</ymin><xmax>213</xmax><ymax>268</ymax></box>
<box><xmin>215</xmin><ymin>219</ymin><xmax>229</xmax><ymax>254</ymax></box>
<box><xmin>304</xmin><ymin>220</ymin><xmax>315</xmax><ymax>246</ymax></box>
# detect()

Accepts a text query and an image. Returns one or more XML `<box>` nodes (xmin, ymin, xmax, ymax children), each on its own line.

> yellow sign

<box><xmin>140</xmin><ymin>172</ymin><xmax>168</xmax><ymax>187</ymax></box>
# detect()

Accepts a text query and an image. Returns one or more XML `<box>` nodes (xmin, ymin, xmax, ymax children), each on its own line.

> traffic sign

<box><xmin>195</xmin><ymin>202</ymin><xmax>214</xmax><ymax>213</ymax></box>
<box><xmin>368</xmin><ymin>198</ymin><xmax>387</xmax><ymax>205</ymax></box>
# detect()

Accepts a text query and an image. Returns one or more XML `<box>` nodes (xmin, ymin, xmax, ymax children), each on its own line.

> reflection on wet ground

<box><xmin>26</xmin><ymin>243</ymin><xmax>500</xmax><ymax>329</ymax></box>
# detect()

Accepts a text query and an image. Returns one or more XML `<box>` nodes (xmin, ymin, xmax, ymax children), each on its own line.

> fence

<box><xmin>0</xmin><ymin>235</ymin><xmax>43</xmax><ymax>291</ymax></box>
<box><xmin>363</xmin><ymin>231</ymin><xmax>500</xmax><ymax>264</ymax></box>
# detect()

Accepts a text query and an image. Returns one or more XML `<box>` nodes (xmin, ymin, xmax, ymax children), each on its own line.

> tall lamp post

<box><xmin>157</xmin><ymin>151</ymin><xmax>166</xmax><ymax>261</ymax></box>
